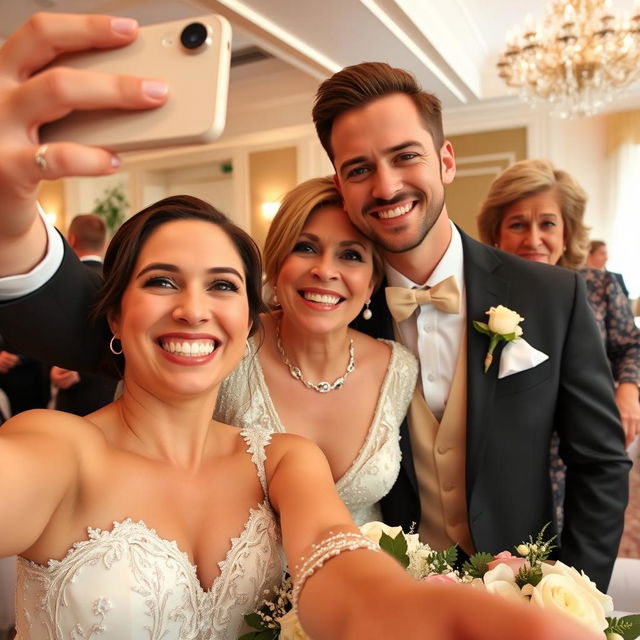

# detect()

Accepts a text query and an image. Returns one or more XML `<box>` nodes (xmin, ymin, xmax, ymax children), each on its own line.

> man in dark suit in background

<box><xmin>312</xmin><ymin>62</ymin><xmax>629</xmax><ymax>590</ymax></box>
<box><xmin>50</xmin><ymin>214</ymin><xmax>117</xmax><ymax>415</ymax></box>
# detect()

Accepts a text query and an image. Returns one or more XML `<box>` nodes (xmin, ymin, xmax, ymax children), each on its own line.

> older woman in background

<box><xmin>477</xmin><ymin>159</ymin><xmax>640</xmax><ymax>447</ymax></box>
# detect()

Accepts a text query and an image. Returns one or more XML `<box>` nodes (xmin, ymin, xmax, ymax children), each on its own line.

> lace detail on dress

<box><xmin>217</xmin><ymin>338</ymin><xmax>418</xmax><ymax>525</ymax></box>
<box><xmin>15</xmin><ymin>432</ymin><xmax>282</xmax><ymax>640</ymax></box>
<box><xmin>240</xmin><ymin>427</ymin><xmax>272</xmax><ymax>496</ymax></box>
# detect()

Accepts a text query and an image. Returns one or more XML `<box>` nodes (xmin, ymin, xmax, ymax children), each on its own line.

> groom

<box><xmin>312</xmin><ymin>62</ymin><xmax>629</xmax><ymax>590</ymax></box>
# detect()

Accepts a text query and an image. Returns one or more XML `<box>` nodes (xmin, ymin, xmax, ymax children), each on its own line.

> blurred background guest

<box><xmin>586</xmin><ymin>240</ymin><xmax>630</xmax><ymax>298</ymax></box>
<box><xmin>0</xmin><ymin>335</ymin><xmax>49</xmax><ymax>418</ymax></box>
<box><xmin>50</xmin><ymin>214</ymin><xmax>117</xmax><ymax>415</ymax></box>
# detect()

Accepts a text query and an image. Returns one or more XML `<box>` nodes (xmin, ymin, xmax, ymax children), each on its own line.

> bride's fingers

<box><xmin>0</xmin><ymin>13</ymin><xmax>138</xmax><ymax>81</ymax></box>
<box><xmin>9</xmin><ymin>67</ymin><xmax>169</xmax><ymax>132</ymax></box>
<box><xmin>18</xmin><ymin>143</ymin><xmax>120</xmax><ymax>186</ymax></box>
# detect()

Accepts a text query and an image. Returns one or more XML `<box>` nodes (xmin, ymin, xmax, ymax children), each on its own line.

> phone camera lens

<box><xmin>180</xmin><ymin>22</ymin><xmax>208</xmax><ymax>50</ymax></box>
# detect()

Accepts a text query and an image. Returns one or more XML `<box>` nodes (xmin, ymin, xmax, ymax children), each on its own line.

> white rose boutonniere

<box><xmin>473</xmin><ymin>305</ymin><xmax>524</xmax><ymax>373</ymax></box>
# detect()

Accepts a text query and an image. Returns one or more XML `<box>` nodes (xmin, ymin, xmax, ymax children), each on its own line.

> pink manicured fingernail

<box><xmin>142</xmin><ymin>80</ymin><xmax>169</xmax><ymax>99</ymax></box>
<box><xmin>111</xmin><ymin>155</ymin><xmax>121</xmax><ymax>168</ymax></box>
<box><xmin>111</xmin><ymin>17</ymin><xmax>138</xmax><ymax>35</ymax></box>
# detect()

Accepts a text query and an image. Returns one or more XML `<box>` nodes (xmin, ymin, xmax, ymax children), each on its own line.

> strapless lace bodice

<box><xmin>15</xmin><ymin>429</ymin><xmax>282</xmax><ymax>640</ymax></box>
<box><xmin>216</xmin><ymin>339</ymin><xmax>418</xmax><ymax>525</ymax></box>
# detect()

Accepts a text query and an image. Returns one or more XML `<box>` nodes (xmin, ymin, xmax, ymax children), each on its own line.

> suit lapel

<box><xmin>460</xmin><ymin>231</ymin><xmax>511</xmax><ymax>490</ymax></box>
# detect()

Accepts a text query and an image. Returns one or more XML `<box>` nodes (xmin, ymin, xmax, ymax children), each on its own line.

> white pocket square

<box><xmin>498</xmin><ymin>337</ymin><xmax>549</xmax><ymax>379</ymax></box>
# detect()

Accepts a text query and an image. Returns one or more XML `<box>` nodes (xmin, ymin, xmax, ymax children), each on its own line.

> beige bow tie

<box><xmin>385</xmin><ymin>275</ymin><xmax>461</xmax><ymax>322</ymax></box>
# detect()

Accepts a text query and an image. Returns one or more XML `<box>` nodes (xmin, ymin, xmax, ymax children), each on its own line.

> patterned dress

<box><xmin>552</xmin><ymin>268</ymin><xmax>640</xmax><ymax>530</ymax></box>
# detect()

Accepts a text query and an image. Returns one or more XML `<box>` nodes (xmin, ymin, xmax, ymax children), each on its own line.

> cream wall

<box><xmin>547</xmin><ymin>114</ymin><xmax>610</xmax><ymax>239</ymax></box>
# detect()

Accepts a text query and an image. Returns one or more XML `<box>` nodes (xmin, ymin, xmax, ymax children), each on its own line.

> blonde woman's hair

<box><xmin>263</xmin><ymin>176</ymin><xmax>384</xmax><ymax>305</ymax></box>
<box><xmin>476</xmin><ymin>159</ymin><xmax>589</xmax><ymax>269</ymax></box>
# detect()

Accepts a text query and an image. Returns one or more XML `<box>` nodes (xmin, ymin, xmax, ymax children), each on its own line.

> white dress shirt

<box><xmin>386</xmin><ymin>222</ymin><xmax>466</xmax><ymax>421</ymax></box>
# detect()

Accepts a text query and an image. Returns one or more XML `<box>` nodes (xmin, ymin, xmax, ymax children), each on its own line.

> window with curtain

<box><xmin>607</xmin><ymin>111</ymin><xmax>640</xmax><ymax>301</ymax></box>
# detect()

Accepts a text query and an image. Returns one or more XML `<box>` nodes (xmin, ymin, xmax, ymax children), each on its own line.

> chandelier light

<box><xmin>497</xmin><ymin>0</ymin><xmax>640</xmax><ymax>117</ymax></box>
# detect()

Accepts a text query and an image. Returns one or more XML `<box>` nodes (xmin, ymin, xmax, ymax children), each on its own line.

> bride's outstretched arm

<box><xmin>267</xmin><ymin>435</ymin><xmax>601</xmax><ymax>640</ymax></box>
<box><xmin>0</xmin><ymin>410</ymin><xmax>88</xmax><ymax>558</ymax></box>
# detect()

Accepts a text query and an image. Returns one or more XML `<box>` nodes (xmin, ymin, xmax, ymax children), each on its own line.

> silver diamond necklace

<box><xmin>275</xmin><ymin>319</ymin><xmax>355</xmax><ymax>393</ymax></box>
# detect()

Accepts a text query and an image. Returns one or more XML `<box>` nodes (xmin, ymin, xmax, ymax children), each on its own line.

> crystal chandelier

<box><xmin>497</xmin><ymin>0</ymin><xmax>640</xmax><ymax>117</ymax></box>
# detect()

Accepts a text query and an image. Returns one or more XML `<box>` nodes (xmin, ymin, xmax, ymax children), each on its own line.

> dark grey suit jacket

<box><xmin>350</xmin><ymin>230</ymin><xmax>630</xmax><ymax>590</ymax></box>
<box><xmin>0</xmin><ymin>231</ymin><xmax>631</xmax><ymax>590</ymax></box>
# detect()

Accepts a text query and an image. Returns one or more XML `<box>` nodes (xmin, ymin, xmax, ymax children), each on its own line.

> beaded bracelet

<box><xmin>291</xmin><ymin>531</ymin><xmax>381</xmax><ymax>612</ymax></box>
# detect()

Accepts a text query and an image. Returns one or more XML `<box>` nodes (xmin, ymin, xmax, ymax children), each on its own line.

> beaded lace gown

<box><xmin>14</xmin><ymin>429</ymin><xmax>283</xmax><ymax>640</ymax></box>
<box><xmin>216</xmin><ymin>338</ymin><xmax>418</xmax><ymax>525</ymax></box>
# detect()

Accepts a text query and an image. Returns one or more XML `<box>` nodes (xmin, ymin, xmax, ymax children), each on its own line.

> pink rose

<box><xmin>487</xmin><ymin>551</ymin><xmax>527</xmax><ymax>576</ymax></box>
<box><xmin>422</xmin><ymin>573</ymin><xmax>459</xmax><ymax>585</ymax></box>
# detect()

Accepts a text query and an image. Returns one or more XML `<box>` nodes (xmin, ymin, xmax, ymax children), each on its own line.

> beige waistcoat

<box><xmin>402</xmin><ymin>333</ymin><xmax>474</xmax><ymax>554</ymax></box>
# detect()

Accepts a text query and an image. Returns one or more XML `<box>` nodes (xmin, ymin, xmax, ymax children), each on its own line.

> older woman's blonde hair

<box><xmin>476</xmin><ymin>159</ymin><xmax>589</xmax><ymax>269</ymax></box>
<box><xmin>263</xmin><ymin>176</ymin><xmax>384</xmax><ymax>305</ymax></box>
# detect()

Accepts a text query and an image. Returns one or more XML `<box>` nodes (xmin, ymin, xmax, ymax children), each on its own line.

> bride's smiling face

<box><xmin>110</xmin><ymin>219</ymin><xmax>251</xmax><ymax>397</ymax></box>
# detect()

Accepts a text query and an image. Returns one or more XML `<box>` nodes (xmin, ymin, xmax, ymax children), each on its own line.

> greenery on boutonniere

<box><xmin>473</xmin><ymin>305</ymin><xmax>524</xmax><ymax>372</ymax></box>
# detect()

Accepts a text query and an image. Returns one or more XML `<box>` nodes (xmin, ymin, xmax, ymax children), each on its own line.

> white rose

<box><xmin>528</xmin><ymin>564</ymin><xmax>610</xmax><ymax>634</ymax></box>
<box><xmin>482</xmin><ymin>563</ymin><xmax>528</xmax><ymax>603</ymax></box>
<box><xmin>486</xmin><ymin>305</ymin><xmax>524</xmax><ymax>335</ymax></box>
<box><xmin>541</xmin><ymin>562</ymin><xmax>613</xmax><ymax>614</ymax></box>
<box><xmin>360</xmin><ymin>521</ymin><xmax>403</xmax><ymax>545</ymax></box>
<box><xmin>279</xmin><ymin>610</ymin><xmax>310</xmax><ymax>640</ymax></box>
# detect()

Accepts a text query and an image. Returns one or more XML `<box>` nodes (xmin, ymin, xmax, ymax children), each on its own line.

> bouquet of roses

<box><xmin>239</xmin><ymin>523</ymin><xmax>640</xmax><ymax>640</ymax></box>
<box><xmin>462</xmin><ymin>526</ymin><xmax>640</xmax><ymax>640</ymax></box>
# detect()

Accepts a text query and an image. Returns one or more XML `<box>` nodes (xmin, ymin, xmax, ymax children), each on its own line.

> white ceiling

<box><xmin>2</xmin><ymin>0</ymin><xmax>640</xmax><ymax>111</ymax></box>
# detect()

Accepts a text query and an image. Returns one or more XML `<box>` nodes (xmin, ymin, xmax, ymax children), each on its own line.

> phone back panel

<box><xmin>40</xmin><ymin>15</ymin><xmax>231</xmax><ymax>152</ymax></box>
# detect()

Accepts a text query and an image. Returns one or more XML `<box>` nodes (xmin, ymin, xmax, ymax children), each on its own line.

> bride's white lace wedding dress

<box><xmin>216</xmin><ymin>338</ymin><xmax>418</xmax><ymax>525</ymax></box>
<box><xmin>14</xmin><ymin>429</ymin><xmax>282</xmax><ymax>640</ymax></box>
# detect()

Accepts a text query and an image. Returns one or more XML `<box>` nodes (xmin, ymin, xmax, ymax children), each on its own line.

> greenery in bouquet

<box><xmin>239</xmin><ymin>522</ymin><xmax>640</xmax><ymax>640</ymax></box>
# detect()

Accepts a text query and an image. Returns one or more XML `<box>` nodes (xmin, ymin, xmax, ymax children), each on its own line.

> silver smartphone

<box><xmin>40</xmin><ymin>15</ymin><xmax>232</xmax><ymax>152</ymax></box>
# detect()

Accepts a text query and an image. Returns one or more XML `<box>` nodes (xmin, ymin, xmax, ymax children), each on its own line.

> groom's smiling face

<box><xmin>330</xmin><ymin>93</ymin><xmax>455</xmax><ymax>255</ymax></box>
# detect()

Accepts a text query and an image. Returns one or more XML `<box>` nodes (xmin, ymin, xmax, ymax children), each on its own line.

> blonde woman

<box><xmin>218</xmin><ymin>176</ymin><xmax>418</xmax><ymax>525</ymax></box>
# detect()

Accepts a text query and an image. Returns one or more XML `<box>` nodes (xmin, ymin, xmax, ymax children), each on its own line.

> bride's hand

<box><xmin>0</xmin><ymin>13</ymin><xmax>168</xmax><ymax>273</ymax></box>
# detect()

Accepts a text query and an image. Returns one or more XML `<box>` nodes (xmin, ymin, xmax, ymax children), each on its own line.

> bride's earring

<box><xmin>362</xmin><ymin>299</ymin><xmax>372</xmax><ymax>320</ymax></box>
<box><xmin>109</xmin><ymin>335</ymin><xmax>123</xmax><ymax>355</ymax></box>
